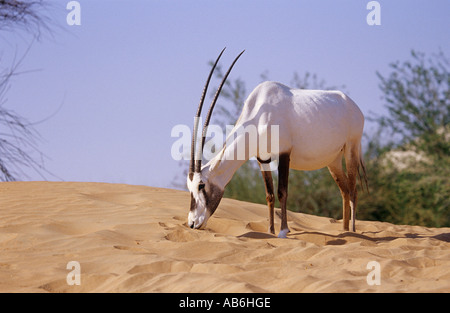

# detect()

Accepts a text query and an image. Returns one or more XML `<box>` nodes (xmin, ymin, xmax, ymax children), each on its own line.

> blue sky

<box><xmin>1</xmin><ymin>0</ymin><xmax>449</xmax><ymax>188</ymax></box>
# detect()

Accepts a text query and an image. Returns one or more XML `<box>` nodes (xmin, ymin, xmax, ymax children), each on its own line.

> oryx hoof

<box><xmin>278</xmin><ymin>228</ymin><xmax>290</xmax><ymax>238</ymax></box>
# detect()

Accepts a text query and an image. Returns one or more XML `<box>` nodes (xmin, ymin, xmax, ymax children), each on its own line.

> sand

<box><xmin>0</xmin><ymin>181</ymin><xmax>449</xmax><ymax>293</ymax></box>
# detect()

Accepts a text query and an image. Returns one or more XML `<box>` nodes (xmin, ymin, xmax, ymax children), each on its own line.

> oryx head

<box><xmin>187</xmin><ymin>48</ymin><xmax>244</xmax><ymax>229</ymax></box>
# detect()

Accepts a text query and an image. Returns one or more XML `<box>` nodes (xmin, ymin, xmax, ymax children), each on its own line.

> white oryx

<box><xmin>187</xmin><ymin>48</ymin><xmax>367</xmax><ymax>237</ymax></box>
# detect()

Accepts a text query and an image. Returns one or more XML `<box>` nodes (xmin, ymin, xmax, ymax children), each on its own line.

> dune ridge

<box><xmin>0</xmin><ymin>181</ymin><xmax>449</xmax><ymax>292</ymax></box>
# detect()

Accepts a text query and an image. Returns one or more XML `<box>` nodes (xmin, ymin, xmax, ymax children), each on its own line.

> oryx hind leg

<box><xmin>345</xmin><ymin>144</ymin><xmax>360</xmax><ymax>232</ymax></box>
<box><xmin>327</xmin><ymin>151</ymin><xmax>350</xmax><ymax>231</ymax></box>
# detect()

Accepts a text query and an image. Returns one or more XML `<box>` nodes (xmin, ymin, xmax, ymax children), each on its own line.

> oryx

<box><xmin>187</xmin><ymin>48</ymin><xmax>367</xmax><ymax>237</ymax></box>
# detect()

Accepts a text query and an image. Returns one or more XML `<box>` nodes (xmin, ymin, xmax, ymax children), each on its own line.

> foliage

<box><xmin>360</xmin><ymin>50</ymin><xmax>450</xmax><ymax>227</ymax></box>
<box><xmin>0</xmin><ymin>0</ymin><xmax>49</xmax><ymax>38</ymax></box>
<box><xmin>0</xmin><ymin>0</ymin><xmax>50</xmax><ymax>181</ymax></box>
<box><xmin>360</xmin><ymin>159</ymin><xmax>450</xmax><ymax>227</ymax></box>
<box><xmin>0</xmin><ymin>61</ymin><xmax>42</xmax><ymax>181</ymax></box>
<box><xmin>375</xmin><ymin>50</ymin><xmax>449</xmax><ymax>159</ymax></box>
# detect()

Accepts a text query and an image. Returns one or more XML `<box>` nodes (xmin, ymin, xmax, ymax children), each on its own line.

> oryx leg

<box><xmin>345</xmin><ymin>145</ymin><xmax>359</xmax><ymax>232</ymax></box>
<box><xmin>327</xmin><ymin>152</ymin><xmax>350</xmax><ymax>231</ymax></box>
<box><xmin>259</xmin><ymin>167</ymin><xmax>275</xmax><ymax>234</ymax></box>
<box><xmin>277</xmin><ymin>153</ymin><xmax>290</xmax><ymax>238</ymax></box>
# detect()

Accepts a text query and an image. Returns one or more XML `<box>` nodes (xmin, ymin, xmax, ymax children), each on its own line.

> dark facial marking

<box><xmin>189</xmin><ymin>193</ymin><xmax>196</xmax><ymax>212</ymax></box>
<box><xmin>189</xmin><ymin>182</ymin><xmax>224</xmax><ymax>219</ymax></box>
<box><xmin>204</xmin><ymin>182</ymin><xmax>224</xmax><ymax>217</ymax></box>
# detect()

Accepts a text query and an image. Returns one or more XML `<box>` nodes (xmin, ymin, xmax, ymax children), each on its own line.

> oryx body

<box><xmin>233</xmin><ymin>81</ymin><xmax>365</xmax><ymax>172</ymax></box>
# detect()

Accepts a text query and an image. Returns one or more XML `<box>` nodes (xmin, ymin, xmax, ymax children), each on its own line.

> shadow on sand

<box><xmin>238</xmin><ymin>229</ymin><xmax>450</xmax><ymax>245</ymax></box>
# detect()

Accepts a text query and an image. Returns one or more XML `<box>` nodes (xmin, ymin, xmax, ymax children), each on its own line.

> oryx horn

<box><xmin>194</xmin><ymin>49</ymin><xmax>245</xmax><ymax>173</ymax></box>
<box><xmin>189</xmin><ymin>47</ymin><xmax>226</xmax><ymax>178</ymax></box>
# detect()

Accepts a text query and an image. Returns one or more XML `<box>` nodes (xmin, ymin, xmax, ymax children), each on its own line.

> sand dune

<box><xmin>0</xmin><ymin>181</ymin><xmax>449</xmax><ymax>292</ymax></box>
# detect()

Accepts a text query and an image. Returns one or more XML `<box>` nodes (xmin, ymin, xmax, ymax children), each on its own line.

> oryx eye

<box><xmin>198</xmin><ymin>183</ymin><xmax>205</xmax><ymax>191</ymax></box>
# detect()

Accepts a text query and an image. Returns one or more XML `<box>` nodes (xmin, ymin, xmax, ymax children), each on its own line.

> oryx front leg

<box><xmin>277</xmin><ymin>153</ymin><xmax>290</xmax><ymax>238</ymax></box>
